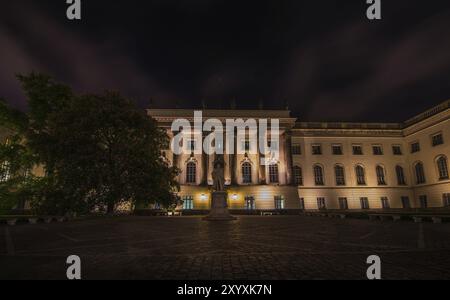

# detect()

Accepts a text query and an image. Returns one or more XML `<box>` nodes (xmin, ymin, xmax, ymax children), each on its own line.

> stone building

<box><xmin>148</xmin><ymin>100</ymin><xmax>449</xmax><ymax>212</ymax></box>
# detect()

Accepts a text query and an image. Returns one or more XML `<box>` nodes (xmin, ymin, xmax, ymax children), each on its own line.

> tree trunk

<box><xmin>107</xmin><ymin>202</ymin><xmax>115</xmax><ymax>214</ymax></box>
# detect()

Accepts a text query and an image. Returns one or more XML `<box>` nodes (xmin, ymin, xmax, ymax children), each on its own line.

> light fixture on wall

<box><xmin>232</xmin><ymin>194</ymin><xmax>238</xmax><ymax>201</ymax></box>
<box><xmin>200</xmin><ymin>194</ymin><xmax>207</xmax><ymax>201</ymax></box>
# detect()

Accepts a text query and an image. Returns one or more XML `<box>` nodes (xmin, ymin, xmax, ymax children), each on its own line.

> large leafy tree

<box><xmin>3</xmin><ymin>73</ymin><xmax>179</xmax><ymax>214</ymax></box>
<box><xmin>0</xmin><ymin>98</ymin><xmax>38</xmax><ymax>211</ymax></box>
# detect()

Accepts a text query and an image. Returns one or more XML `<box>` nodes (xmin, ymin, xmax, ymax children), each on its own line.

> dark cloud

<box><xmin>1</xmin><ymin>0</ymin><xmax>450</xmax><ymax>122</ymax></box>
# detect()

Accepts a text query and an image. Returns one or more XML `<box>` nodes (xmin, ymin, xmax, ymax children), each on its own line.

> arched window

<box><xmin>437</xmin><ymin>156</ymin><xmax>449</xmax><ymax>180</ymax></box>
<box><xmin>355</xmin><ymin>165</ymin><xmax>366</xmax><ymax>185</ymax></box>
<box><xmin>415</xmin><ymin>162</ymin><xmax>426</xmax><ymax>184</ymax></box>
<box><xmin>293</xmin><ymin>166</ymin><xmax>303</xmax><ymax>186</ymax></box>
<box><xmin>314</xmin><ymin>165</ymin><xmax>324</xmax><ymax>186</ymax></box>
<box><xmin>269</xmin><ymin>164</ymin><xmax>279</xmax><ymax>183</ymax></box>
<box><xmin>396</xmin><ymin>165</ymin><xmax>407</xmax><ymax>185</ymax></box>
<box><xmin>376</xmin><ymin>165</ymin><xmax>386</xmax><ymax>185</ymax></box>
<box><xmin>335</xmin><ymin>165</ymin><xmax>346</xmax><ymax>186</ymax></box>
<box><xmin>186</xmin><ymin>162</ymin><xmax>197</xmax><ymax>184</ymax></box>
<box><xmin>242</xmin><ymin>162</ymin><xmax>252</xmax><ymax>184</ymax></box>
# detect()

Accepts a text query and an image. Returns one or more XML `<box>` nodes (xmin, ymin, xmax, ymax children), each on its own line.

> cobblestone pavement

<box><xmin>1</xmin><ymin>215</ymin><xmax>450</xmax><ymax>280</ymax></box>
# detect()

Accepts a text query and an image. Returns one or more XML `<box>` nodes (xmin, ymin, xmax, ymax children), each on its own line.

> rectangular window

<box><xmin>352</xmin><ymin>145</ymin><xmax>363</xmax><ymax>155</ymax></box>
<box><xmin>381</xmin><ymin>197</ymin><xmax>390</xmax><ymax>209</ymax></box>
<box><xmin>401</xmin><ymin>196</ymin><xmax>411</xmax><ymax>209</ymax></box>
<box><xmin>443</xmin><ymin>194</ymin><xmax>450</xmax><ymax>208</ymax></box>
<box><xmin>245</xmin><ymin>196</ymin><xmax>256</xmax><ymax>210</ymax></box>
<box><xmin>182</xmin><ymin>196</ymin><xmax>194</xmax><ymax>210</ymax></box>
<box><xmin>317</xmin><ymin>197</ymin><xmax>326</xmax><ymax>210</ymax></box>
<box><xmin>274</xmin><ymin>196</ymin><xmax>285</xmax><ymax>210</ymax></box>
<box><xmin>419</xmin><ymin>195</ymin><xmax>428</xmax><ymax>209</ymax></box>
<box><xmin>292</xmin><ymin>144</ymin><xmax>302</xmax><ymax>155</ymax></box>
<box><xmin>392</xmin><ymin>145</ymin><xmax>403</xmax><ymax>155</ymax></box>
<box><xmin>373</xmin><ymin>145</ymin><xmax>383</xmax><ymax>155</ymax></box>
<box><xmin>411</xmin><ymin>142</ymin><xmax>420</xmax><ymax>153</ymax></box>
<box><xmin>332</xmin><ymin>144</ymin><xmax>343</xmax><ymax>155</ymax></box>
<box><xmin>432</xmin><ymin>133</ymin><xmax>444</xmax><ymax>147</ymax></box>
<box><xmin>312</xmin><ymin>144</ymin><xmax>322</xmax><ymax>155</ymax></box>
<box><xmin>339</xmin><ymin>197</ymin><xmax>348</xmax><ymax>210</ymax></box>
<box><xmin>299</xmin><ymin>198</ymin><xmax>305</xmax><ymax>210</ymax></box>
<box><xmin>0</xmin><ymin>161</ymin><xmax>11</xmax><ymax>183</ymax></box>
<box><xmin>360</xmin><ymin>197</ymin><xmax>370</xmax><ymax>210</ymax></box>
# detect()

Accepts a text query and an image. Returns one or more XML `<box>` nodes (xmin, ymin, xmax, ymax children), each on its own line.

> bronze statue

<box><xmin>212</xmin><ymin>155</ymin><xmax>225</xmax><ymax>191</ymax></box>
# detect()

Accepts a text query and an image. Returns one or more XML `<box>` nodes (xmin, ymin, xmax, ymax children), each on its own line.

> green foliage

<box><xmin>5</xmin><ymin>73</ymin><xmax>180</xmax><ymax>215</ymax></box>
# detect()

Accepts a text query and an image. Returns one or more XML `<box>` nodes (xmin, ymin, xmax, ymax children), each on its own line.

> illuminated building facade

<box><xmin>148</xmin><ymin>100</ymin><xmax>450</xmax><ymax>212</ymax></box>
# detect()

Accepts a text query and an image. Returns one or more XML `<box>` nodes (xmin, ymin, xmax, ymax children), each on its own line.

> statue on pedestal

<box><xmin>204</xmin><ymin>154</ymin><xmax>236</xmax><ymax>221</ymax></box>
<box><xmin>212</xmin><ymin>155</ymin><xmax>225</xmax><ymax>192</ymax></box>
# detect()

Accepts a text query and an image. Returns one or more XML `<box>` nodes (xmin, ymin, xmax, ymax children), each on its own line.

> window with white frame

<box><xmin>437</xmin><ymin>156</ymin><xmax>449</xmax><ymax>180</ymax></box>
<box><xmin>317</xmin><ymin>197</ymin><xmax>326</xmax><ymax>210</ymax></box>
<box><xmin>292</xmin><ymin>144</ymin><xmax>302</xmax><ymax>155</ymax></box>
<box><xmin>381</xmin><ymin>197</ymin><xmax>390</xmax><ymax>209</ymax></box>
<box><xmin>335</xmin><ymin>165</ymin><xmax>346</xmax><ymax>186</ymax></box>
<box><xmin>376</xmin><ymin>165</ymin><xmax>387</xmax><ymax>185</ymax></box>
<box><xmin>360</xmin><ymin>197</ymin><xmax>370</xmax><ymax>209</ymax></box>
<box><xmin>269</xmin><ymin>164</ymin><xmax>279</xmax><ymax>184</ymax></box>
<box><xmin>293</xmin><ymin>166</ymin><xmax>303</xmax><ymax>186</ymax></box>
<box><xmin>443</xmin><ymin>194</ymin><xmax>450</xmax><ymax>207</ymax></box>
<box><xmin>415</xmin><ymin>162</ymin><xmax>426</xmax><ymax>184</ymax></box>
<box><xmin>186</xmin><ymin>162</ymin><xmax>197</xmax><ymax>184</ymax></box>
<box><xmin>339</xmin><ymin>197</ymin><xmax>348</xmax><ymax>210</ymax></box>
<box><xmin>182</xmin><ymin>196</ymin><xmax>194</xmax><ymax>210</ymax></box>
<box><xmin>432</xmin><ymin>133</ymin><xmax>444</xmax><ymax>147</ymax></box>
<box><xmin>314</xmin><ymin>165</ymin><xmax>324</xmax><ymax>186</ymax></box>
<box><xmin>242</xmin><ymin>162</ymin><xmax>252</xmax><ymax>184</ymax></box>
<box><xmin>274</xmin><ymin>196</ymin><xmax>285</xmax><ymax>210</ymax></box>
<box><xmin>355</xmin><ymin>165</ymin><xmax>366</xmax><ymax>185</ymax></box>
<box><xmin>396</xmin><ymin>165</ymin><xmax>407</xmax><ymax>185</ymax></box>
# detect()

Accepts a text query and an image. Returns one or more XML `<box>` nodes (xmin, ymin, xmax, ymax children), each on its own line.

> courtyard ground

<box><xmin>1</xmin><ymin>215</ymin><xmax>450</xmax><ymax>280</ymax></box>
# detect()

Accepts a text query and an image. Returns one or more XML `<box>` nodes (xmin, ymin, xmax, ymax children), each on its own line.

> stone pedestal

<box><xmin>203</xmin><ymin>191</ymin><xmax>237</xmax><ymax>221</ymax></box>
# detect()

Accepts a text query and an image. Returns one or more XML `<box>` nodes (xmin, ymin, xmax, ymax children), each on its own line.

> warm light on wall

<box><xmin>232</xmin><ymin>194</ymin><xmax>238</xmax><ymax>200</ymax></box>
<box><xmin>200</xmin><ymin>194</ymin><xmax>207</xmax><ymax>201</ymax></box>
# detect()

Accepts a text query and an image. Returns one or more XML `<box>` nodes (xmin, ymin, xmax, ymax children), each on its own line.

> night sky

<box><xmin>1</xmin><ymin>0</ymin><xmax>450</xmax><ymax>122</ymax></box>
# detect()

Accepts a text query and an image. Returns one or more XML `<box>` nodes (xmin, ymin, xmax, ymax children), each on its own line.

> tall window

<box><xmin>312</xmin><ymin>144</ymin><xmax>322</xmax><ymax>155</ymax></box>
<box><xmin>314</xmin><ymin>165</ymin><xmax>324</xmax><ymax>186</ymax></box>
<box><xmin>292</xmin><ymin>144</ymin><xmax>302</xmax><ymax>155</ymax></box>
<box><xmin>437</xmin><ymin>156</ymin><xmax>449</xmax><ymax>180</ymax></box>
<box><xmin>245</xmin><ymin>196</ymin><xmax>256</xmax><ymax>210</ymax></box>
<box><xmin>360</xmin><ymin>197</ymin><xmax>370</xmax><ymax>209</ymax></box>
<box><xmin>353</xmin><ymin>145</ymin><xmax>363</xmax><ymax>155</ymax></box>
<box><xmin>415</xmin><ymin>162</ymin><xmax>426</xmax><ymax>184</ymax></box>
<box><xmin>335</xmin><ymin>165</ymin><xmax>346</xmax><ymax>186</ymax></box>
<box><xmin>269</xmin><ymin>164</ymin><xmax>279</xmax><ymax>184</ymax></box>
<box><xmin>419</xmin><ymin>195</ymin><xmax>428</xmax><ymax>209</ymax></box>
<box><xmin>396</xmin><ymin>165</ymin><xmax>407</xmax><ymax>185</ymax></box>
<box><xmin>339</xmin><ymin>198</ymin><xmax>348</xmax><ymax>210</ymax></box>
<box><xmin>293</xmin><ymin>166</ymin><xmax>303</xmax><ymax>186</ymax></box>
<box><xmin>0</xmin><ymin>161</ymin><xmax>10</xmax><ymax>183</ymax></box>
<box><xmin>432</xmin><ymin>133</ymin><xmax>444</xmax><ymax>147</ymax></box>
<box><xmin>317</xmin><ymin>197</ymin><xmax>326</xmax><ymax>210</ymax></box>
<box><xmin>182</xmin><ymin>196</ymin><xmax>194</xmax><ymax>210</ymax></box>
<box><xmin>373</xmin><ymin>145</ymin><xmax>383</xmax><ymax>155</ymax></box>
<box><xmin>274</xmin><ymin>196</ymin><xmax>285</xmax><ymax>210</ymax></box>
<box><xmin>376</xmin><ymin>165</ymin><xmax>387</xmax><ymax>185</ymax></box>
<box><xmin>355</xmin><ymin>165</ymin><xmax>366</xmax><ymax>185</ymax></box>
<box><xmin>411</xmin><ymin>142</ymin><xmax>420</xmax><ymax>153</ymax></box>
<box><xmin>242</xmin><ymin>162</ymin><xmax>252</xmax><ymax>184</ymax></box>
<box><xmin>299</xmin><ymin>198</ymin><xmax>305</xmax><ymax>210</ymax></box>
<box><xmin>443</xmin><ymin>194</ymin><xmax>450</xmax><ymax>208</ymax></box>
<box><xmin>186</xmin><ymin>162</ymin><xmax>197</xmax><ymax>184</ymax></box>
<box><xmin>401</xmin><ymin>196</ymin><xmax>411</xmax><ymax>209</ymax></box>
<box><xmin>381</xmin><ymin>197</ymin><xmax>390</xmax><ymax>209</ymax></box>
